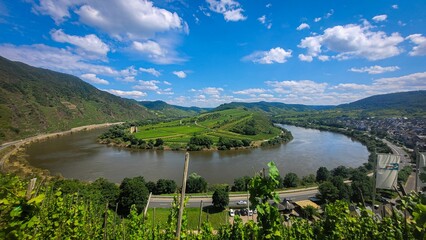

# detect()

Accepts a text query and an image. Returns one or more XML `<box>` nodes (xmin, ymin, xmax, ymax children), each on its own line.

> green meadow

<box><xmin>133</xmin><ymin>108</ymin><xmax>282</xmax><ymax>146</ymax></box>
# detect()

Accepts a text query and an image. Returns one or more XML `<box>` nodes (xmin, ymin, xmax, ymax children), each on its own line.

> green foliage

<box><xmin>231</xmin><ymin>176</ymin><xmax>251</xmax><ymax>192</ymax></box>
<box><xmin>283</xmin><ymin>172</ymin><xmax>299</xmax><ymax>188</ymax></box>
<box><xmin>186</xmin><ymin>173</ymin><xmax>208</xmax><ymax>193</ymax></box>
<box><xmin>117</xmin><ymin>176</ymin><xmax>149</xmax><ymax>216</ymax></box>
<box><xmin>155</xmin><ymin>179</ymin><xmax>177</xmax><ymax>194</ymax></box>
<box><xmin>318</xmin><ymin>181</ymin><xmax>340</xmax><ymax>202</ymax></box>
<box><xmin>188</xmin><ymin>136</ymin><xmax>213</xmax><ymax>149</ymax></box>
<box><xmin>316</xmin><ymin>166</ymin><xmax>330</xmax><ymax>182</ymax></box>
<box><xmin>398</xmin><ymin>166</ymin><xmax>413</xmax><ymax>184</ymax></box>
<box><xmin>212</xmin><ymin>188</ymin><xmax>229</xmax><ymax>209</ymax></box>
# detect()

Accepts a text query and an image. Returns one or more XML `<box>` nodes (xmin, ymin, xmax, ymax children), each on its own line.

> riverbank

<box><xmin>0</xmin><ymin>122</ymin><xmax>123</xmax><ymax>178</ymax></box>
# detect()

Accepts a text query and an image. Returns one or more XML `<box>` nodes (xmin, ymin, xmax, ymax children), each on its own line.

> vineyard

<box><xmin>1</xmin><ymin>162</ymin><xmax>425</xmax><ymax>239</ymax></box>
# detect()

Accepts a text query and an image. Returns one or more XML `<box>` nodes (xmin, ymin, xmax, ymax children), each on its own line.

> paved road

<box><xmin>149</xmin><ymin>188</ymin><xmax>318</xmax><ymax>208</ymax></box>
<box><xmin>382</xmin><ymin>139</ymin><xmax>416</xmax><ymax>192</ymax></box>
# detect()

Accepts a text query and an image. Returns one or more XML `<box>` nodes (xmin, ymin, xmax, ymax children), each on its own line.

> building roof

<box><xmin>294</xmin><ymin>200</ymin><xmax>320</xmax><ymax>209</ymax></box>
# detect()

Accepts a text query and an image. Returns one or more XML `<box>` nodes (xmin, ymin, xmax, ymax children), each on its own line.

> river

<box><xmin>25</xmin><ymin>125</ymin><xmax>369</xmax><ymax>184</ymax></box>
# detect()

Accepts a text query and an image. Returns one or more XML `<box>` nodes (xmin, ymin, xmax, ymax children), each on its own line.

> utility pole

<box><xmin>176</xmin><ymin>152</ymin><xmax>190</xmax><ymax>239</ymax></box>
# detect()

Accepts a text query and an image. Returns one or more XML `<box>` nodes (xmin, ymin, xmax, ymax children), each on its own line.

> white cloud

<box><xmin>80</xmin><ymin>73</ymin><xmax>109</xmax><ymax>84</ymax></box>
<box><xmin>233</xmin><ymin>88</ymin><xmax>266</xmax><ymax>95</ymax></box>
<box><xmin>51</xmin><ymin>29</ymin><xmax>109</xmax><ymax>57</ymax></box>
<box><xmin>258</xmin><ymin>15</ymin><xmax>266</xmax><ymax>24</ymax></box>
<box><xmin>392</xmin><ymin>4</ymin><xmax>398</xmax><ymax>9</ymax></box>
<box><xmin>202</xmin><ymin>87</ymin><xmax>223</xmax><ymax>95</ymax></box>
<box><xmin>139</xmin><ymin>67</ymin><xmax>161</xmax><ymax>77</ymax></box>
<box><xmin>372</xmin><ymin>14</ymin><xmax>387</xmax><ymax>22</ymax></box>
<box><xmin>349</xmin><ymin>65</ymin><xmax>400</xmax><ymax>74</ymax></box>
<box><xmin>296</xmin><ymin>23</ymin><xmax>310</xmax><ymax>31</ymax></box>
<box><xmin>266</xmin><ymin>3</ymin><xmax>272</xmax><ymax>8</ymax></box>
<box><xmin>133</xmin><ymin>80</ymin><xmax>160</xmax><ymax>91</ymax></box>
<box><xmin>105</xmin><ymin>89</ymin><xmax>146</xmax><ymax>99</ymax></box>
<box><xmin>33</xmin><ymin>0</ymin><xmax>185</xmax><ymax>39</ymax></box>
<box><xmin>206</xmin><ymin>0</ymin><xmax>246</xmax><ymax>22</ymax></box>
<box><xmin>243</xmin><ymin>47</ymin><xmax>292</xmax><ymax>64</ymax></box>
<box><xmin>32</xmin><ymin>0</ymin><xmax>79</xmax><ymax>24</ymax></box>
<box><xmin>0</xmin><ymin>43</ymin><xmax>117</xmax><ymax>76</ymax></box>
<box><xmin>298</xmin><ymin>22</ymin><xmax>404</xmax><ymax>61</ymax></box>
<box><xmin>163</xmin><ymin>81</ymin><xmax>171</xmax><ymax>85</ymax></box>
<box><xmin>406</xmin><ymin>34</ymin><xmax>426</xmax><ymax>56</ymax></box>
<box><xmin>314</xmin><ymin>17</ymin><xmax>321</xmax><ymax>22</ymax></box>
<box><xmin>298</xmin><ymin>54</ymin><xmax>313</xmax><ymax>62</ymax></box>
<box><xmin>266</xmin><ymin>80</ymin><xmax>328</xmax><ymax>95</ymax></box>
<box><xmin>132</xmin><ymin>40</ymin><xmax>166</xmax><ymax>57</ymax></box>
<box><xmin>172</xmin><ymin>71</ymin><xmax>187</xmax><ymax>78</ymax></box>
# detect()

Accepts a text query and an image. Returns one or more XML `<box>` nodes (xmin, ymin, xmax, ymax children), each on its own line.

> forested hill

<box><xmin>0</xmin><ymin>56</ymin><xmax>153</xmax><ymax>142</ymax></box>
<box><xmin>139</xmin><ymin>100</ymin><xmax>208</xmax><ymax>118</ymax></box>
<box><xmin>214</xmin><ymin>101</ymin><xmax>332</xmax><ymax>113</ymax></box>
<box><xmin>337</xmin><ymin>91</ymin><xmax>426</xmax><ymax>113</ymax></box>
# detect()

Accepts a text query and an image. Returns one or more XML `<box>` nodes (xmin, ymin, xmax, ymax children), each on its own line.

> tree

<box><xmin>350</xmin><ymin>170</ymin><xmax>373</xmax><ymax>203</ymax></box>
<box><xmin>145</xmin><ymin>181</ymin><xmax>156</xmax><ymax>194</ymax></box>
<box><xmin>154</xmin><ymin>138</ymin><xmax>164</xmax><ymax>147</ymax></box>
<box><xmin>212</xmin><ymin>188</ymin><xmax>229</xmax><ymax>209</ymax></box>
<box><xmin>331</xmin><ymin>166</ymin><xmax>350</xmax><ymax>179</ymax></box>
<box><xmin>90</xmin><ymin>178</ymin><xmax>119</xmax><ymax>207</ymax></box>
<box><xmin>316</xmin><ymin>166</ymin><xmax>330</xmax><ymax>182</ymax></box>
<box><xmin>318</xmin><ymin>181</ymin><xmax>339</xmax><ymax>202</ymax></box>
<box><xmin>232</xmin><ymin>176</ymin><xmax>251</xmax><ymax>192</ymax></box>
<box><xmin>301</xmin><ymin>205</ymin><xmax>318</xmax><ymax>220</ymax></box>
<box><xmin>156</xmin><ymin>179</ymin><xmax>177</xmax><ymax>194</ymax></box>
<box><xmin>283</xmin><ymin>172</ymin><xmax>299</xmax><ymax>188</ymax></box>
<box><xmin>117</xmin><ymin>176</ymin><xmax>149</xmax><ymax>215</ymax></box>
<box><xmin>301</xmin><ymin>174</ymin><xmax>316</xmax><ymax>186</ymax></box>
<box><xmin>330</xmin><ymin>176</ymin><xmax>351</xmax><ymax>201</ymax></box>
<box><xmin>186</xmin><ymin>173</ymin><xmax>208</xmax><ymax>193</ymax></box>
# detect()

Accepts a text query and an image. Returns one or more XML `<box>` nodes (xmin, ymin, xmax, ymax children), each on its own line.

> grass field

<box><xmin>146</xmin><ymin>207</ymin><xmax>229</xmax><ymax>230</ymax></box>
<box><xmin>133</xmin><ymin>108</ymin><xmax>282</xmax><ymax>147</ymax></box>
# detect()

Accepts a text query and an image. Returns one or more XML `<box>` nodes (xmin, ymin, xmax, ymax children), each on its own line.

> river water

<box><xmin>25</xmin><ymin>125</ymin><xmax>369</xmax><ymax>184</ymax></box>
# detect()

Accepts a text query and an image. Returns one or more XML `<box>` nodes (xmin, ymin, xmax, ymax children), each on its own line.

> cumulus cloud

<box><xmin>392</xmin><ymin>5</ymin><xmax>398</xmax><ymax>9</ymax></box>
<box><xmin>298</xmin><ymin>22</ymin><xmax>404</xmax><ymax>61</ymax></box>
<box><xmin>372</xmin><ymin>14</ymin><xmax>387</xmax><ymax>22</ymax></box>
<box><xmin>172</xmin><ymin>71</ymin><xmax>187</xmax><ymax>78</ymax></box>
<box><xmin>406</xmin><ymin>34</ymin><xmax>426</xmax><ymax>56</ymax></box>
<box><xmin>266</xmin><ymin>80</ymin><xmax>328</xmax><ymax>95</ymax></box>
<box><xmin>314</xmin><ymin>17</ymin><xmax>321</xmax><ymax>22</ymax></box>
<box><xmin>349</xmin><ymin>65</ymin><xmax>400</xmax><ymax>74</ymax></box>
<box><xmin>139</xmin><ymin>67</ymin><xmax>161</xmax><ymax>77</ymax></box>
<box><xmin>296</xmin><ymin>23</ymin><xmax>310</xmax><ymax>31</ymax></box>
<box><xmin>133</xmin><ymin>80</ymin><xmax>160</xmax><ymax>91</ymax></box>
<box><xmin>33</xmin><ymin>0</ymin><xmax>184</xmax><ymax>39</ymax></box>
<box><xmin>104</xmin><ymin>89</ymin><xmax>146</xmax><ymax>99</ymax></box>
<box><xmin>131</xmin><ymin>40</ymin><xmax>184</xmax><ymax>64</ymax></box>
<box><xmin>80</xmin><ymin>73</ymin><xmax>109</xmax><ymax>84</ymax></box>
<box><xmin>0</xmin><ymin>43</ymin><xmax>117</xmax><ymax>76</ymax></box>
<box><xmin>206</xmin><ymin>0</ymin><xmax>246</xmax><ymax>22</ymax></box>
<box><xmin>258</xmin><ymin>15</ymin><xmax>272</xmax><ymax>29</ymax></box>
<box><xmin>51</xmin><ymin>29</ymin><xmax>109</xmax><ymax>57</ymax></box>
<box><xmin>233</xmin><ymin>88</ymin><xmax>266</xmax><ymax>95</ymax></box>
<box><xmin>243</xmin><ymin>47</ymin><xmax>292</xmax><ymax>64</ymax></box>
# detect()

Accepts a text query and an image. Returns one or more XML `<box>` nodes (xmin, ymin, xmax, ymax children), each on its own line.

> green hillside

<box><xmin>139</xmin><ymin>100</ymin><xmax>208</xmax><ymax>118</ymax></box>
<box><xmin>133</xmin><ymin>108</ymin><xmax>284</xmax><ymax>149</ymax></box>
<box><xmin>337</xmin><ymin>90</ymin><xmax>426</xmax><ymax>116</ymax></box>
<box><xmin>0</xmin><ymin>56</ymin><xmax>153</xmax><ymax>143</ymax></box>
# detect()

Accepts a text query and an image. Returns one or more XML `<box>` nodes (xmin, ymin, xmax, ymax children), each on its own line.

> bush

<box><xmin>117</xmin><ymin>176</ymin><xmax>149</xmax><ymax>215</ymax></box>
<box><xmin>212</xmin><ymin>188</ymin><xmax>229</xmax><ymax>209</ymax></box>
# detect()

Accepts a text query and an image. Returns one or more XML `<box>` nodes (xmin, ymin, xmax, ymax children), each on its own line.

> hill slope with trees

<box><xmin>0</xmin><ymin>56</ymin><xmax>153</xmax><ymax>143</ymax></box>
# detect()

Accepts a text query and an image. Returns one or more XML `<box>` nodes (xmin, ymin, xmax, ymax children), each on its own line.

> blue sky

<box><xmin>0</xmin><ymin>0</ymin><xmax>425</xmax><ymax>107</ymax></box>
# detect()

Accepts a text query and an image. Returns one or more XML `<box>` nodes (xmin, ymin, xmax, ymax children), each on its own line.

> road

<box><xmin>382</xmin><ymin>139</ymin><xmax>416</xmax><ymax>192</ymax></box>
<box><xmin>149</xmin><ymin>188</ymin><xmax>318</xmax><ymax>208</ymax></box>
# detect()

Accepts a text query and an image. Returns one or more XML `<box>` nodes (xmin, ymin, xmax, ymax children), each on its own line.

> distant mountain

<box><xmin>0</xmin><ymin>56</ymin><xmax>153</xmax><ymax>142</ymax></box>
<box><xmin>338</xmin><ymin>91</ymin><xmax>426</xmax><ymax>114</ymax></box>
<box><xmin>139</xmin><ymin>100</ymin><xmax>209</xmax><ymax>118</ymax></box>
<box><xmin>214</xmin><ymin>101</ymin><xmax>332</xmax><ymax>114</ymax></box>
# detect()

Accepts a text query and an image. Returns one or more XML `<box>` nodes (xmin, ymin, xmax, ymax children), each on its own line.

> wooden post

<box><xmin>143</xmin><ymin>192</ymin><xmax>153</xmax><ymax>220</ymax></box>
<box><xmin>176</xmin><ymin>152</ymin><xmax>190</xmax><ymax>239</ymax></box>
<box><xmin>26</xmin><ymin>178</ymin><xmax>37</xmax><ymax>200</ymax></box>
<box><xmin>198</xmin><ymin>200</ymin><xmax>203</xmax><ymax>232</ymax></box>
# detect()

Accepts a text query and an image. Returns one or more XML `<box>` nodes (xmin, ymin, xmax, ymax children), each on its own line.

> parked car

<box><xmin>229</xmin><ymin>209</ymin><xmax>235</xmax><ymax>217</ymax></box>
<box><xmin>237</xmin><ymin>200</ymin><xmax>247</xmax><ymax>205</ymax></box>
<box><xmin>248</xmin><ymin>209</ymin><xmax>253</xmax><ymax>216</ymax></box>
